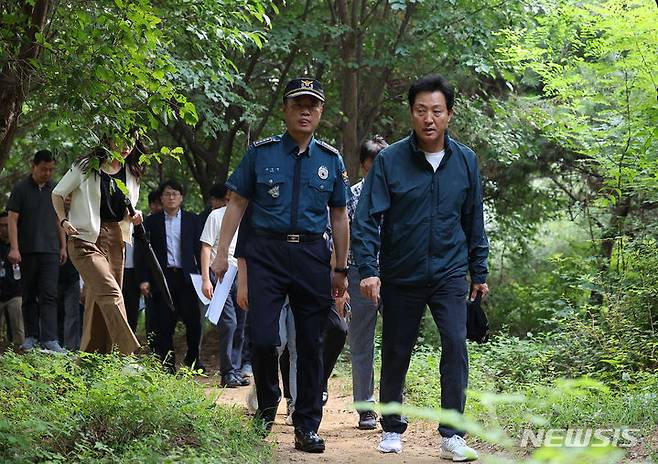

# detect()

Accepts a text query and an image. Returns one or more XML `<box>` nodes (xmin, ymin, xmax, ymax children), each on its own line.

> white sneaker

<box><xmin>377</xmin><ymin>431</ymin><xmax>402</xmax><ymax>453</ymax></box>
<box><xmin>440</xmin><ymin>435</ymin><xmax>479</xmax><ymax>462</ymax></box>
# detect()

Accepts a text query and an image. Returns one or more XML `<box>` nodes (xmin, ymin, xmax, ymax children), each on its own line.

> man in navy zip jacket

<box><xmin>352</xmin><ymin>74</ymin><xmax>488</xmax><ymax>461</ymax></box>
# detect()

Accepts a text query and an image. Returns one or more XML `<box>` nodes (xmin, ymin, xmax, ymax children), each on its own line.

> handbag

<box><xmin>466</xmin><ymin>292</ymin><xmax>489</xmax><ymax>343</ymax></box>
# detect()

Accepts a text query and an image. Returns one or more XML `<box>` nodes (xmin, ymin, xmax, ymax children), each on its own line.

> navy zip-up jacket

<box><xmin>352</xmin><ymin>131</ymin><xmax>488</xmax><ymax>286</ymax></box>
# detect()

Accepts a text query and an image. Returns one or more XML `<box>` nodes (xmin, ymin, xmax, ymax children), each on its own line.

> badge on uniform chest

<box><xmin>318</xmin><ymin>165</ymin><xmax>329</xmax><ymax>180</ymax></box>
<box><xmin>268</xmin><ymin>185</ymin><xmax>280</xmax><ymax>198</ymax></box>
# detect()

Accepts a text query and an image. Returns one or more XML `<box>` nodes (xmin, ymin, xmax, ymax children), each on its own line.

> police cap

<box><xmin>283</xmin><ymin>78</ymin><xmax>325</xmax><ymax>102</ymax></box>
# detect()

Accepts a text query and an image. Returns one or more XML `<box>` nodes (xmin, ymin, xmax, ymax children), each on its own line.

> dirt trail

<box><xmin>207</xmin><ymin>377</ymin><xmax>490</xmax><ymax>463</ymax></box>
<box><xmin>186</xmin><ymin>333</ymin><xmax>655</xmax><ymax>463</ymax></box>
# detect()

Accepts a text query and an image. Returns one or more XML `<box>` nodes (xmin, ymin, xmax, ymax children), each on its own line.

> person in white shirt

<box><xmin>199</xmin><ymin>189</ymin><xmax>249</xmax><ymax>387</ymax></box>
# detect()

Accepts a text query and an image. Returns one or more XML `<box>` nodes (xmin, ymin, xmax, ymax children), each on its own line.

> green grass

<box><xmin>402</xmin><ymin>341</ymin><xmax>658</xmax><ymax>436</ymax></box>
<box><xmin>340</xmin><ymin>331</ymin><xmax>657</xmax><ymax>462</ymax></box>
<box><xmin>0</xmin><ymin>351</ymin><xmax>271</xmax><ymax>463</ymax></box>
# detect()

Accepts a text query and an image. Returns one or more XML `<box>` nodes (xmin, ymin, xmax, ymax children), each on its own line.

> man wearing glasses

<box><xmin>212</xmin><ymin>78</ymin><xmax>350</xmax><ymax>453</ymax></box>
<box><xmin>139</xmin><ymin>179</ymin><xmax>203</xmax><ymax>373</ymax></box>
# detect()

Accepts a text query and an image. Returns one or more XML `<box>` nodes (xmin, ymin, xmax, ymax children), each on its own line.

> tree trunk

<box><xmin>0</xmin><ymin>0</ymin><xmax>52</xmax><ymax>172</ymax></box>
<box><xmin>335</xmin><ymin>0</ymin><xmax>363</xmax><ymax>181</ymax></box>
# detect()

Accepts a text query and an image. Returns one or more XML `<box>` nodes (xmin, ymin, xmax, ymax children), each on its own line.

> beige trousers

<box><xmin>0</xmin><ymin>296</ymin><xmax>25</xmax><ymax>348</ymax></box>
<box><xmin>68</xmin><ymin>222</ymin><xmax>140</xmax><ymax>355</ymax></box>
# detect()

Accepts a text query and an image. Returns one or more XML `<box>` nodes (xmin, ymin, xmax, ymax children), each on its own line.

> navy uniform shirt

<box><xmin>226</xmin><ymin>132</ymin><xmax>349</xmax><ymax>235</ymax></box>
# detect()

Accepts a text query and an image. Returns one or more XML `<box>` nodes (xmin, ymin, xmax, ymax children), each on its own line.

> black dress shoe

<box><xmin>294</xmin><ymin>428</ymin><xmax>325</xmax><ymax>453</ymax></box>
<box><xmin>238</xmin><ymin>374</ymin><xmax>250</xmax><ymax>386</ymax></box>
<box><xmin>220</xmin><ymin>374</ymin><xmax>241</xmax><ymax>388</ymax></box>
<box><xmin>253</xmin><ymin>408</ymin><xmax>277</xmax><ymax>436</ymax></box>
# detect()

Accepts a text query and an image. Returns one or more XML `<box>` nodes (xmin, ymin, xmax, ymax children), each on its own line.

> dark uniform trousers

<box><xmin>246</xmin><ymin>235</ymin><xmax>332</xmax><ymax>433</ymax></box>
<box><xmin>380</xmin><ymin>276</ymin><xmax>469</xmax><ymax>438</ymax></box>
<box><xmin>152</xmin><ymin>267</ymin><xmax>202</xmax><ymax>369</ymax></box>
<box><xmin>320</xmin><ymin>306</ymin><xmax>348</xmax><ymax>392</ymax></box>
<box><xmin>21</xmin><ymin>252</ymin><xmax>60</xmax><ymax>342</ymax></box>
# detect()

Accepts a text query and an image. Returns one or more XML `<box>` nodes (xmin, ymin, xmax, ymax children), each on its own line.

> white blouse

<box><xmin>53</xmin><ymin>164</ymin><xmax>140</xmax><ymax>244</ymax></box>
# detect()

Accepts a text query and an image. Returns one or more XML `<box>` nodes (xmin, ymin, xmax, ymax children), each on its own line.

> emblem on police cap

<box><xmin>301</xmin><ymin>79</ymin><xmax>314</xmax><ymax>89</ymax></box>
<box><xmin>318</xmin><ymin>165</ymin><xmax>329</xmax><ymax>180</ymax></box>
<box><xmin>268</xmin><ymin>185</ymin><xmax>280</xmax><ymax>198</ymax></box>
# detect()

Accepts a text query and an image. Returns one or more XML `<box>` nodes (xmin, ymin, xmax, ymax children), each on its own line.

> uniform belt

<box><xmin>253</xmin><ymin>229</ymin><xmax>323</xmax><ymax>243</ymax></box>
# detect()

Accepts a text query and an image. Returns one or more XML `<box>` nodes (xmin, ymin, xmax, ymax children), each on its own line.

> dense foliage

<box><xmin>0</xmin><ymin>352</ymin><xmax>271</xmax><ymax>463</ymax></box>
<box><xmin>1</xmin><ymin>0</ymin><xmax>656</xmax><ymax>460</ymax></box>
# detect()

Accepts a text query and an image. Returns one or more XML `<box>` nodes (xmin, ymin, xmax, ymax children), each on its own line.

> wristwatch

<box><xmin>333</xmin><ymin>266</ymin><xmax>349</xmax><ymax>275</ymax></box>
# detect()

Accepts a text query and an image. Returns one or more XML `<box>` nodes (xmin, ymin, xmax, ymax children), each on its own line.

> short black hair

<box><xmin>0</xmin><ymin>210</ymin><xmax>8</xmax><ymax>218</ymax></box>
<box><xmin>360</xmin><ymin>136</ymin><xmax>388</xmax><ymax>165</ymax></box>
<box><xmin>148</xmin><ymin>189</ymin><xmax>161</xmax><ymax>204</ymax></box>
<box><xmin>33</xmin><ymin>149</ymin><xmax>55</xmax><ymax>165</ymax></box>
<box><xmin>407</xmin><ymin>74</ymin><xmax>455</xmax><ymax>111</ymax></box>
<box><xmin>209</xmin><ymin>183</ymin><xmax>228</xmax><ymax>200</ymax></box>
<box><xmin>159</xmin><ymin>179</ymin><xmax>185</xmax><ymax>197</ymax></box>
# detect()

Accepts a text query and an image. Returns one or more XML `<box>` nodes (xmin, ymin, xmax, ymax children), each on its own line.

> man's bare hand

<box><xmin>237</xmin><ymin>275</ymin><xmax>248</xmax><ymax>310</ymax></box>
<box><xmin>8</xmin><ymin>248</ymin><xmax>20</xmax><ymax>265</ymax></box>
<box><xmin>360</xmin><ymin>277</ymin><xmax>381</xmax><ymax>305</ymax></box>
<box><xmin>59</xmin><ymin>247</ymin><xmax>67</xmax><ymax>265</ymax></box>
<box><xmin>470</xmin><ymin>282</ymin><xmax>489</xmax><ymax>302</ymax></box>
<box><xmin>202</xmin><ymin>278</ymin><xmax>214</xmax><ymax>300</ymax></box>
<box><xmin>211</xmin><ymin>253</ymin><xmax>229</xmax><ymax>282</ymax></box>
<box><xmin>236</xmin><ymin>258</ymin><xmax>248</xmax><ymax>310</ymax></box>
<box><xmin>334</xmin><ymin>291</ymin><xmax>351</xmax><ymax>318</ymax></box>
<box><xmin>332</xmin><ymin>273</ymin><xmax>348</xmax><ymax>298</ymax></box>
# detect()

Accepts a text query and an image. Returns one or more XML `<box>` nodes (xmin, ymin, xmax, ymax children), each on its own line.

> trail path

<box><xmin>206</xmin><ymin>377</ymin><xmax>500</xmax><ymax>463</ymax></box>
<box><xmin>187</xmin><ymin>333</ymin><xmax>655</xmax><ymax>463</ymax></box>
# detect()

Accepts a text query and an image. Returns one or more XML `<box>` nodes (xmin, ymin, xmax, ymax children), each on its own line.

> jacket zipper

<box><xmin>427</xmin><ymin>168</ymin><xmax>437</xmax><ymax>286</ymax></box>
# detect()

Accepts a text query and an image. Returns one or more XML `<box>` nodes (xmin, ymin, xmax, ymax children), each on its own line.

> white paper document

<box><xmin>204</xmin><ymin>263</ymin><xmax>238</xmax><ymax>325</ymax></box>
<box><xmin>190</xmin><ymin>274</ymin><xmax>211</xmax><ymax>305</ymax></box>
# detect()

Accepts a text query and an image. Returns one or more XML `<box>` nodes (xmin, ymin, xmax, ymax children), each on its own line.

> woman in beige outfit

<box><xmin>52</xmin><ymin>137</ymin><xmax>144</xmax><ymax>354</ymax></box>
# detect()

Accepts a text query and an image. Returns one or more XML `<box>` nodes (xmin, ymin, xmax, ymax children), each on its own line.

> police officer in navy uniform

<box><xmin>212</xmin><ymin>78</ymin><xmax>350</xmax><ymax>453</ymax></box>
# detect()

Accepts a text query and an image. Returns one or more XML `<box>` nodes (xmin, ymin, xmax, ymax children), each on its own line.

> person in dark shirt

<box><xmin>0</xmin><ymin>211</ymin><xmax>24</xmax><ymax>350</ymax></box>
<box><xmin>7</xmin><ymin>150</ymin><xmax>66</xmax><ymax>353</ymax></box>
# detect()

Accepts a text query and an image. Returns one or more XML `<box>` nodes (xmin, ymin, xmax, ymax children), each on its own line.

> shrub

<box><xmin>0</xmin><ymin>351</ymin><xmax>271</xmax><ymax>463</ymax></box>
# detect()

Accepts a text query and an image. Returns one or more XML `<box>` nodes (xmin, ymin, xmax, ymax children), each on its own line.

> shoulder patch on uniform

<box><xmin>316</xmin><ymin>140</ymin><xmax>340</xmax><ymax>156</ymax></box>
<box><xmin>252</xmin><ymin>136</ymin><xmax>280</xmax><ymax>147</ymax></box>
